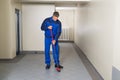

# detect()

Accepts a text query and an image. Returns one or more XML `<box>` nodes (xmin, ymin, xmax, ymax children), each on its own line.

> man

<box><xmin>41</xmin><ymin>11</ymin><xmax>63</xmax><ymax>70</ymax></box>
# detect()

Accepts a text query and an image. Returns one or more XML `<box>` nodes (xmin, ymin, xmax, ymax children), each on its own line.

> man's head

<box><xmin>52</xmin><ymin>11</ymin><xmax>59</xmax><ymax>21</ymax></box>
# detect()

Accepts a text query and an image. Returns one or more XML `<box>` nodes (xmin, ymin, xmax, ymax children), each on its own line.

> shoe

<box><xmin>55</xmin><ymin>64</ymin><xmax>63</xmax><ymax>69</ymax></box>
<box><xmin>46</xmin><ymin>65</ymin><xmax>50</xmax><ymax>69</ymax></box>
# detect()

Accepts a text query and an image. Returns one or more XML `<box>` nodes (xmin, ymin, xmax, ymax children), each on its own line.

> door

<box><xmin>15</xmin><ymin>9</ymin><xmax>20</xmax><ymax>55</ymax></box>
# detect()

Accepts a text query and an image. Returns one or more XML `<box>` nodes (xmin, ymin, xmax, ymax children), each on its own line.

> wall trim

<box><xmin>73</xmin><ymin>43</ymin><xmax>104</xmax><ymax>80</ymax></box>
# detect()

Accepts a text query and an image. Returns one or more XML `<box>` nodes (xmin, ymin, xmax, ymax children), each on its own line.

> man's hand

<box><xmin>48</xmin><ymin>26</ymin><xmax>52</xmax><ymax>29</ymax></box>
<box><xmin>52</xmin><ymin>40</ymin><xmax>56</xmax><ymax>45</ymax></box>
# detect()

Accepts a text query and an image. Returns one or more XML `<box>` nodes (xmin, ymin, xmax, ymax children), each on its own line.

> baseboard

<box><xmin>21</xmin><ymin>51</ymin><xmax>53</xmax><ymax>54</ymax></box>
<box><xmin>73</xmin><ymin>43</ymin><xmax>104</xmax><ymax>80</ymax></box>
<box><xmin>21</xmin><ymin>51</ymin><xmax>44</xmax><ymax>54</ymax></box>
<box><xmin>59</xmin><ymin>40</ymin><xmax>74</xmax><ymax>43</ymax></box>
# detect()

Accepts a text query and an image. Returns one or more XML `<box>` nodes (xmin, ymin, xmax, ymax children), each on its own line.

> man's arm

<box><xmin>41</xmin><ymin>19</ymin><xmax>48</xmax><ymax>31</ymax></box>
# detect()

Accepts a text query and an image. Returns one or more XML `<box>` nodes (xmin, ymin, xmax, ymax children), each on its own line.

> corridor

<box><xmin>1</xmin><ymin>0</ymin><xmax>120</xmax><ymax>80</ymax></box>
<box><xmin>0</xmin><ymin>43</ymin><xmax>95</xmax><ymax>80</ymax></box>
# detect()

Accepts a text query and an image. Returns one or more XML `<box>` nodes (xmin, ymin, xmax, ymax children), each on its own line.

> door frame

<box><xmin>15</xmin><ymin>8</ymin><xmax>21</xmax><ymax>55</ymax></box>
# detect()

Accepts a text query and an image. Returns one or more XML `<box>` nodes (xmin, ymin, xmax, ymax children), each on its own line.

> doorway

<box><xmin>56</xmin><ymin>7</ymin><xmax>75</xmax><ymax>41</ymax></box>
<box><xmin>15</xmin><ymin>9</ymin><xmax>21</xmax><ymax>55</ymax></box>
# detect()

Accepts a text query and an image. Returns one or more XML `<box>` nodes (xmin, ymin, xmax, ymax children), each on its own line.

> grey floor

<box><xmin>0</xmin><ymin>43</ymin><xmax>92</xmax><ymax>80</ymax></box>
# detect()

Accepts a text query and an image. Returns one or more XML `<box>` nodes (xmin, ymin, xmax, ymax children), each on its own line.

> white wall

<box><xmin>56</xmin><ymin>7</ymin><xmax>75</xmax><ymax>41</ymax></box>
<box><xmin>75</xmin><ymin>0</ymin><xmax>116</xmax><ymax>80</ymax></box>
<box><xmin>22</xmin><ymin>4</ymin><xmax>55</xmax><ymax>51</ymax></box>
<box><xmin>113</xmin><ymin>0</ymin><xmax>120</xmax><ymax>71</ymax></box>
<box><xmin>0</xmin><ymin>0</ymin><xmax>11</xmax><ymax>58</ymax></box>
<box><xmin>0</xmin><ymin>0</ymin><xmax>21</xmax><ymax>59</ymax></box>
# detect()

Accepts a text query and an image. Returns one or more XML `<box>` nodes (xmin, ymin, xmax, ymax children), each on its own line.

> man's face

<box><xmin>53</xmin><ymin>16</ymin><xmax>58</xmax><ymax>21</ymax></box>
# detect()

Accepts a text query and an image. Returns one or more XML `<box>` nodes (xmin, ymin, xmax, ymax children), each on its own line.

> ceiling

<box><xmin>16</xmin><ymin>0</ymin><xmax>90</xmax><ymax>4</ymax></box>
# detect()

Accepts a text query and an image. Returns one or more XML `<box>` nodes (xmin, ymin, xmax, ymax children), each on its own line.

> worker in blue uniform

<box><xmin>41</xmin><ymin>12</ymin><xmax>63</xmax><ymax>69</ymax></box>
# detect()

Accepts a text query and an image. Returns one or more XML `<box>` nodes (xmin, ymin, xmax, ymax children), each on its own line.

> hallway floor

<box><xmin>0</xmin><ymin>43</ymin><xmax>92</xmax><ymax>80</ymax></box>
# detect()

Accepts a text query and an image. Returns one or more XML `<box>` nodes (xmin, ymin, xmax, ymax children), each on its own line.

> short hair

<box><xmin>53</xmin><ymin>11</ymin><xmax>59</xmax><ymax>17</ymax></box>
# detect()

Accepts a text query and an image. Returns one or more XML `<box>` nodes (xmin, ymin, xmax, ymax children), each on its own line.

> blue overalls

<box><xmin>41</xmin><ymin>17</ymin><xmax>62</xmax><ymax>65</ymax></box>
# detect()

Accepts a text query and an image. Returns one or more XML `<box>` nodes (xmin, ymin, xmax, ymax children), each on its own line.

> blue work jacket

<box><xmin>41</xmin><ymin>17</ymin><xmax>62</xmax><ymax>40</ymax></box>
